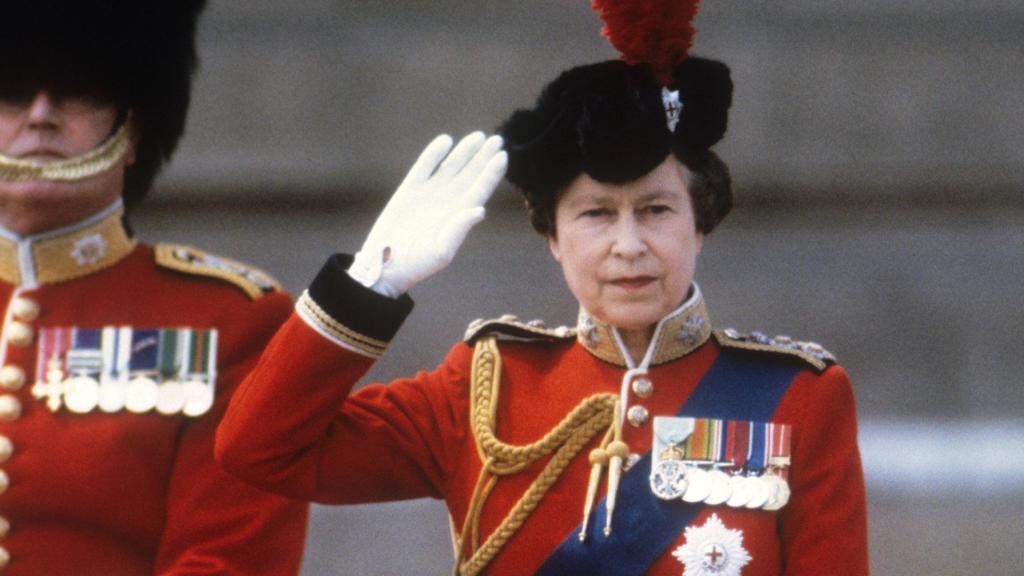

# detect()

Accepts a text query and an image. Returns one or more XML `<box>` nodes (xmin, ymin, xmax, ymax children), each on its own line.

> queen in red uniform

<box><xmin>0</xmin><ymin>1</ymin><xmax>307</xmax><ymax>573</ymax></box>
<box><xmin>218</xmin><ymin>2</ymin><xmax>868</xmax><ymax>574</ymax></box>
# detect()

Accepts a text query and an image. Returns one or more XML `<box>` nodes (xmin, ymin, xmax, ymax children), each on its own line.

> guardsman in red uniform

<box><xmin>218</xmin><ymin>1</ymin><xmax>867</xmax><ymax>574</ymax></box>
<box><xmin>0</xmin><ymin>1</ymin><xmax>308</xmax><ymax>573</ymax></box>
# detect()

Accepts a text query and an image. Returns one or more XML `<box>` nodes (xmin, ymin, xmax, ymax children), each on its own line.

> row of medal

<box><xmin>31</xmin><ymin>326</ymin><xmax>218</xmax><ymax>417</ymax></box>
<box><xmin>649</xmin><ymin>416</ymin><xmax>792</xmax><ymax>511</ymax></box>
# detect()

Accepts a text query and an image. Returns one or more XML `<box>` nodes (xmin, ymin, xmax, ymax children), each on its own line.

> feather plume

<box><xmin>591</xmin><ymin>0</ymin><xmax>701</xmax><ymax>85</ymax></box>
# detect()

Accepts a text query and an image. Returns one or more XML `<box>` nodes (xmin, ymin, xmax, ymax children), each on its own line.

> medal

<box><xmin>763</xmin><ymin>472</ymin><xmax>791</xmax><ymax>511</ymax></box>
<box><xmin>650</xmin><ymin>417</ymin><xmax>696</xmax><ymax>499</ymax></box>
<box><xmin>743</xmin><ymin>475</ymin><xmax>771</xmax><ymax>509</ymax></box>
<box><xmin>98</xmin><ymin>380</ymin><xmax>127</xmax><ymax>412</ymax></box>
<box><xmin>725</xmin><ymin>474</ymin><xmax>751</xmax><ymax>508</ymax></box>
<box><xmin>680</xmin><ymin>419</ymin><xmax>715</xmax><ymax>503</ymax></box>
<box><xmin>760</xmin><ymin>471</ymin><xmax>783</xmax><ymax>511</ymax></box>
<box><xmin>651</xmin><ymin>457</ymin><xmax>688</xmax><ymax>500</ymax></box>
<box><xmin>156</xmin><ymin>381</ymin><xmax>187</xmax><ymax>415</ymax></box>
<box><xmin>762</xmin><ymin>423</ymin><xmax>793</xmax><ymax>510</ymax></box>
<box><xmin>681</xmin><ymin>467</ymin><xmax>713</xmax><ymax>503</ymax></box>
<box><xmin>125</xmin><ymin>376</ymin><xmax>159</xmax><ymax>412</ymax></box>
<box><xmin>63</xmin><ymin>375</ymin><xmax>100</xmax><ymax>413</ymax></box>
<box><xmin>705</xmin><ymin>467</ymin><xmax>732</xmax><ymax>505</ymax></box>
<box><xmin>98</xmin><ymin>327</ymin><xmax>131</xmax><ymax>412</ymax></box>
<box><xmin>63</xmin><ymin>328</ymin><xmax>105</xmax><ymax>413</ymax></box>
<box><xmin>177</xmin><ymin>329</ymin><xmax>217</xmax><ymax>417</ymax></box>
<box><xmin>182</xmin><ymin>382</ymin><xmax>214</xmax><ymax>416</ymax></box>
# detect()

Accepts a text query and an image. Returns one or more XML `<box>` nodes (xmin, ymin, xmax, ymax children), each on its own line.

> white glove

<box><xmin>348</xmin><ymin>132</ymin><xmax>507</xmax><ymax>297</ymax></box>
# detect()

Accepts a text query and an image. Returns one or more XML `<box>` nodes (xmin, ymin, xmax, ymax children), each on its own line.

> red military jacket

<box><xmin>0</xmin><ymin>204</ymin><xmax>308</xmax><ymax>574</ymax></box>
<box><xmin>218</xmin><ymin>254</ymin><xmax>867</xmax><ymax>575</ymax></box>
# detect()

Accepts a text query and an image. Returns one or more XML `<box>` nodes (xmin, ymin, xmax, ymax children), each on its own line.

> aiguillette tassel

<box><xmin>580</xmin><ymin>447</ymin><xmax>609</xmax><ymax>542</ymax></box>
<box><xmin>603</xmin><ymin>440</ymin><xmax>629</xmax><ymax>537</ymax></box>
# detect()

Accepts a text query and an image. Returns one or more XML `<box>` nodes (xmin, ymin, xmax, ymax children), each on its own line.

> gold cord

<box><xmin>0</xmin><ymin>116</ymin><xmax>132</xmax><ymax>182</ymax></box>
<box><xmin>455</xmin><ymin>336</ymin><xmax>617</xmax><ymax>576</ymax></box>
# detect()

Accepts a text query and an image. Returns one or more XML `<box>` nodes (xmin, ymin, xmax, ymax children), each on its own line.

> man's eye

<box><xmin>643</xmin><ymin>205</ymin><xmax>671</xmax><ymax>215</ymax></box>
<box><xmin>581</xmin><ymin>208</ymin><xmax>611</xmax><ymax>218</ymax></box>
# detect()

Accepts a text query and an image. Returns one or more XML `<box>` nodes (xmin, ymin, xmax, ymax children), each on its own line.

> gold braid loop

<box><xmin>454</xmin><ymin>336</ymin><xmax>617</xmax><ymax>576</ymax></box>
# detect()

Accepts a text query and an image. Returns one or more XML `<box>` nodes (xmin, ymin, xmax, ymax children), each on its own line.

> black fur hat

<box><xmin>0</xmin><ymin>0</ymin><xmax>207</xmax><ymax>207</ymax></box>
<box><xmin>499</xmin><ymin>56</ymin><xmax>733</xmax><ymax>235</ymax></box>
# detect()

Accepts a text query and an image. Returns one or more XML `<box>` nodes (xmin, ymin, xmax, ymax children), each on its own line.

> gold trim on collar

<box><xmin>0</xmin><ymin>206</ymin><xmax>136</xmax><ymax>286</ymax></box>
<box><xmin>576</xmin><ymin>288</ymin><xmax>712</xmax><ymax>367</ymax></box>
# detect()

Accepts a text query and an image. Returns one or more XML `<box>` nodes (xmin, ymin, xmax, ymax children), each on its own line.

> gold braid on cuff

<box><xmin>0</xmin><ymin>115</ymin><xmax>132</xmax><ymax>182</ymax></box>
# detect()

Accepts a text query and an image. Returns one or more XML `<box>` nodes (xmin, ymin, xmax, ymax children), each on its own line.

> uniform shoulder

<box><xmin>713</xmin><ymin>328</ymin><xmax>836</xmax><ymax>373</ymax></box>
<box><xmin>154</xmin><ymin>243</ymin><xmax>281</xmax><ymax>301</ymax></box>
<box><xmin>463</xmin><ymin>314</ymin><xmax>576</xmax><ymax>344</ymax></box>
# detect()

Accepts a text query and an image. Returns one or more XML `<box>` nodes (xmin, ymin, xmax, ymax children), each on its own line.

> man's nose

<box><xmin>26</xmin><ymin>91</ymin><xmax>60</xmax><ymax>128</ymax></box>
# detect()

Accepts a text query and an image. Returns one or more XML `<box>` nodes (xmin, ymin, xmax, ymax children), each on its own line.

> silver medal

<box><xmin>726</xmin><ymin>475</ymin><xmax>751</xmax><ymax>508</ymax></box>
<box><xmin>682</xmin><ymin>466</ymin><xmax>713</xmax><ymax>503</ymax></box>
<box><xmin>125</xmin><ymin>376</ymin><xmax>159</xmax><ymax>413</ymax></box>
<box><xmin>98</xmin><ymin>380</ymin><xmax>126</xmax><ymax>413</ymax></box>
<box><xmin>650</xmin><ymin>459</ymin><xmax>688</xmax><ymax>500</ymax></box>
<box><xmin>704</xmin><ymin>468</ymin><xmax>733</xmax><ymax>505</ymax></box>
<box><xmin>64</xmin><ymin>375</ymin><xmax>100</xmax><ymax>413</ymax></box>
<box><xmin>156</xmin><ymin>381</ymin><xmax>187</xmax><ymax>415</ymax></box>
<box><xmin>182</xmin><ymin>380</ymin><xmax>214</xmax><ymax>417</ymax></box>
<box><xmin>744</xmin><ymin>475</ymin><xmax>772</xmax><ymax>509</ymax></box>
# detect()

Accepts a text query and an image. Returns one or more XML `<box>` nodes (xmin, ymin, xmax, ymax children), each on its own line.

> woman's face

<box><xmin>548</xmin><ymin>156</ymin><xmax>704</xmax><ymax>334</ymax></box>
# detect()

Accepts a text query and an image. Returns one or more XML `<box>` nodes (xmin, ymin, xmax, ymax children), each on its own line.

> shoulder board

<box><xmin>464</xmin><ymin>314</ymin><xmax>576</xmax><ymax>344</ymax></box>
<box><xmin>713</xmin><ymin>328</ymin><xmax>836</xmax><ymax>373</ymax></box>
<box><xmin>155</xmin><ymin>244</ymin><xmax>280</xmax><ymax>300</ymax></box>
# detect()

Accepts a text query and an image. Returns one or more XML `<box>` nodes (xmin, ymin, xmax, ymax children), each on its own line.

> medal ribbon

<box><xmin>747</xmin><ymin>421</ymin><xmax>769</xmax><ymax>475</ymax></box>
<box><xmin>535</xmin><ymin>350</ymin><xmax>801</xmax><ymax>576</ymax></box>
<box><xmin>768</xmin><ymin>423</ymin><xmax>792</xmax><ymax>479</ymax></box>
<box><xmin>128</xmin><ymin>328</ymin><xmax>160</xmax><ymax>377</ymax></box>
<box><xmin>67</xmin><ymin>328</ymin><xmax>102</xmax><ymax>376</ymax></box>
<box><xmin>35</xmin><ymin>327</ymin><xmax>72</xmax><ymax>381</ymax></box>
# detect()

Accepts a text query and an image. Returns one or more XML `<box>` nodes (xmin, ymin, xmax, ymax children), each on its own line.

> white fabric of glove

<box><xmin>347</xmin><ymin>132</ymin><xmax>507</xmax><ymax>298</ymax></box>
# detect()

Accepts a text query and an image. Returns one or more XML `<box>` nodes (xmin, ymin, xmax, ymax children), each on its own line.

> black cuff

<box><xmin>307</xmin><ymin>254</ymin><xmax>415</xmax><ymax>343</ymax></box>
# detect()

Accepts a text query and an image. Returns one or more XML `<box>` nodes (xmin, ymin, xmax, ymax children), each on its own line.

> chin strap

<box><xmin>0</xmin><ymin>115</ymin><xmax>132</xmax><ymax>182</ymax></box>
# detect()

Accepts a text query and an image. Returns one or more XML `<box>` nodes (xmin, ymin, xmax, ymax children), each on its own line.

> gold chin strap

<box><xmin>0</xmin><ymin>115</ymin><xmax>132</xmax><ymax>183</ymax></box>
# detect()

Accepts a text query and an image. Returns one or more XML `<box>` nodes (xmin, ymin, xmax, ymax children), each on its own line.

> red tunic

<box><xmin>0</xmin><ymin>206</ymin><xmax>308</xmax><ymax>575</ymax></box>
<box><xmin>218</xmin><ymin>254</ymin><xmax>867</xmax><ymax>575</ymax></box>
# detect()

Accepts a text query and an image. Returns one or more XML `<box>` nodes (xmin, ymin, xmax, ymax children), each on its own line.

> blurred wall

<box><xmin>134</xmin><ymin>1</ymin><xmax>1024</xmax><ymax>574</ymax></box>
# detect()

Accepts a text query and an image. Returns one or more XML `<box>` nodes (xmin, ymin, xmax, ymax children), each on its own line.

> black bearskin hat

<box><xmin>1</xmin><ymin>0</ymin><xmax>207</xmax><ymax>208</ymax></box>
<box><xmin>499</xmin><ymin>57</ymin><xmax>733</xmax><ymax>236</ymax></box>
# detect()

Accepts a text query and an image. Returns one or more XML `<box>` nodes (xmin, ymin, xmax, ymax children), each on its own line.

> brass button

<box><xmin>0</xmin><ymin>367</ymin><xmax>25</xmax><ymax>391</ymax></box>
<box><xmin>10</xmin><ymin>297</ymin><xmax>40</xmax><ymax>322</ymax></box>
<box><xmin>0</xmin><ymin>396</ymin><xmax>21</xmax><ymax>422</ymax></box>
<box><xmin>626</xmin><ymin>405</ymin><xmax>649</xmax><ymax>428</ymax></box>
<box><xmin>631</xmin><ymin>376</ymin><xmax>653</xmax><ymax>398</ymax></box>
<box><xmin>0</xmin><ymin>470</ymin><xmax>8</xmax><ymax>494</ymax></box>
<box><xmin>0</xmin><ymin>436</ymin><xmax>11</xmax><ymax>463</ymax></box>
<box><xmin>0</xmin><ymin>515</ymin><xmax>8</xmax><ymax>540</ymax></box>
<box><xmin>0</xmin><ymin>544</ymin><xmax>8</xmax><ymax>569</ymax></box>
<box><xmin>5</xmin><ymin>322</ymin><xmax>33</xmax><ymax>347</ymax></box>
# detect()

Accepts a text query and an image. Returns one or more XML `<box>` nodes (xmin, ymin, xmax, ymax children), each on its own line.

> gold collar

<box><xmin>0</xmin><ymin>202</ymin><xmax>136</xmax><ymax>287</ymax></box>
<box><xmin>576</xmin><ymin>285</ymin><xmax>712</xmax><ymax>367</ymax></box>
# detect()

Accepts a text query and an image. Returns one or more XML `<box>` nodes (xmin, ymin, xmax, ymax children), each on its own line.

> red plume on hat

<box><xmin>591</xmin><ymin>0</ymin><xmax>701</xmax><ymax>86</ymax></box>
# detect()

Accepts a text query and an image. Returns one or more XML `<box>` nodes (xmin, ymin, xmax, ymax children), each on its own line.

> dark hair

<box><xmin>499</xmin><ymin>57</ymin><xmax>733</xmax><ymax>236</ymax></box>
<box><xmin>1</xmin><ymin>0</ymin><xmax>207</xmax><ymax>208</ymax></box>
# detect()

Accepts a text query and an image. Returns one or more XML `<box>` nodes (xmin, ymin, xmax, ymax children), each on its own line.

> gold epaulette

<box><xmin>463</xmin><ymin>314</ymin><xmax>575</xmax><ymax>343</ymax></box>
<box><xmin>155</xmin><ymin>244</ymin><xmax>280</xmax><ymax>300</ymax></box>
<box><xmin>713</xmin><ymin>328</ymin><xmax>836</xmax><ymax>372</ymax></box>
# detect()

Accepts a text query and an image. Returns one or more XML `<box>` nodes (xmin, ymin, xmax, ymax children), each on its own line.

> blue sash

<box><xmin>535</xmin><ymin>349</ymin><xmax>800</xmax><ymax>576</ymax></box>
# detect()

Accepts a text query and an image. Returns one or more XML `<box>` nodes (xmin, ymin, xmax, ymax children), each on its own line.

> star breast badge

<box><xmin>672</xmin><ymin>513</ymin><xmax>752</xmax><ymax>576</ymax></box>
